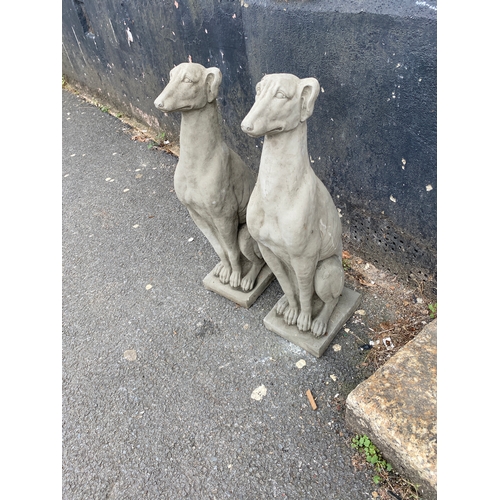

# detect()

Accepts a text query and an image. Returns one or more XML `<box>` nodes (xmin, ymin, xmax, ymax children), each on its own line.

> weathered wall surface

<box><xmin>62</xmin><ymin>0</ymin><xmax>437</xmax><ymax>297</ymax></box>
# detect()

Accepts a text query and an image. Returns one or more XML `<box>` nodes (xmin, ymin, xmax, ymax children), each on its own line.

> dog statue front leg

<box><xmin>291</xmin><ymin>256</ymin><xmax>317</xmax><ymax>333</ymax></box>
<box><xmin>238</xmin><ymin>224</ymin><xmax>265</xmax><ymax>292</ymax></box>
<box><xmin>213</xmin><ymin>216</ymin><xmax>243</xmax><ymax>288</ymax></box>
<box><xmin>187</xmin><ymin>208</ymin><xmax>231</xmax><ymax>283</ymax></box>
<box><xmin>258</xmin><ymin>244</ymin><xmax>300</xmax><ymax>325</ymax></box>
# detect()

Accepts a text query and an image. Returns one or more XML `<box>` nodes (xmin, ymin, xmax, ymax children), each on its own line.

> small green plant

<box><xmin>155</xmin><ymin>131</ymin><xmax>166</xmax><ymax>143</ymax></box>
<box><xmin>116</xmin><ymin>112</ymin><xmax>123</xmax><ymax>118</ymax></box>
<box><xmin>342</xmin><ymin>258</ymin><xmax>351</xmax><ymax>271</ymax></box>
<box><xmin>148</xmin><ymin>132</ymin><xmax>167</xmax><ymax>150</ymax></box>
<box><xmin>100</xmin><ymin>105</ymin><xmax>110</xmax><ymax>113</ymax></box>
<box><xmin>62</xmin><ymin>75</ymin><xmax>67</xmax><ymax>87</ymax></box>
<box><xmin>351</xmin><ymin>434</ymin><xmax>392</xmax><ymax>483</ymax></box>
<box><xmin>428</xmin><ymin>302</ymin><xmax>437</xmax><ymax>319</ymax></box>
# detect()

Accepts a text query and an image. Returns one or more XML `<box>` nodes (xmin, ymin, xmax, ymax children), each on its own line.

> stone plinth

<box><xmin>263</xmin><ymin>287</ymin><xmax>361</xmax><ymax>358</ymax></box>
<box><xmin>203</xmin><ymin>261</ymin><xmax>274</xmax><ymax>308</ymax></box>
<box><xmin>345</xmin><ymin>320</ymin><xmax>437</xmax><ymax>500</ymax></box>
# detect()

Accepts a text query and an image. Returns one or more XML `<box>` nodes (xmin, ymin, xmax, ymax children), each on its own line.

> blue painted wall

<box><xmin>62</xmin><ymin>0</ymin><xmax>437</xmax><ymax>296</ymax></box>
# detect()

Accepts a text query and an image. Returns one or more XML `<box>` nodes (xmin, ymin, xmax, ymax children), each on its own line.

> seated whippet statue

<box><xmin>154</xmin><ymin>62</ymin><xmax>266</xmax><ymax>295</ymax></box>
<box><xmin>241</xmin><ymin>73</ymin><xmax>345</xmax><ymax>337</ymax></box>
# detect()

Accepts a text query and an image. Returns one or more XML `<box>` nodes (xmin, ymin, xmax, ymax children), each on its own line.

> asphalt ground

<box><xmin>62</xmin><ymin>87</ymin><xmax>382</xmax><ymax>500</ymax></box>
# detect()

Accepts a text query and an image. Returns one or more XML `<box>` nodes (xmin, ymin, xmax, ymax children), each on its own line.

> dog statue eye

<box><xmin>275</xmin><ymin>90</ymin><xmax>287</xmax><ymax>99</ymax></box>
<box><xmin>182</xmin><ymin>76</ymin><xmax>193</xmax><ymax>83</ymax></box>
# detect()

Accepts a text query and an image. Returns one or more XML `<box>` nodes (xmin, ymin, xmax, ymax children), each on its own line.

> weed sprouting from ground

<box><xmin>427</xmin><ymin>302</ymin><xmax>437</xmax><ymax>319</ymax></box>
<box><xmin>351</xmin><ymin>435</ymin><xmax>393</xmax><ymax>482</ymax></box>
<box><xmin>350</xmin><ymin>434</ymin><xmax>422</xmax><ymax>499</ymax></box>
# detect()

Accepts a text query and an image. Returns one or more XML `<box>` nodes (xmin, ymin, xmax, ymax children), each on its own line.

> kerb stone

<box><xmin>345</xmin><ymin>320</ymin><xmax>437</xmax><ymax>500</ymax></box>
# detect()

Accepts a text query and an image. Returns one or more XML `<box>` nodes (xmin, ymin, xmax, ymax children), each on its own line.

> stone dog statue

<box><xmin>241</xmin><ymin>73</ymin><xmax>344</xmax><ymax>337</ymax></box>
<box><xmin>154</xmin><ymin>62</ymin><xmax>265</xmax><ymax>292</ymax></box>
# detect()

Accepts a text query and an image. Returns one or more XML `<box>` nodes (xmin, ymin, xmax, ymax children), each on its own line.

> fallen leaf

<box><xmin>131</xmin><ymin>134</ymin><xmax>149</xmax><ymax>142</ymax></box>
<box><xmin>359</xmin><ymin>279</ymin><xmax>376</xmax><ymax>287</ymax></box>
<box><xmin>330</xmin><ymin>374</ymin><xmax>337</xmax><ymax>382</ymax></box>
<box><xmin>342</xmin><ymin>250</ymin><xmax>352</xmax><ymax>259</ymax></box>
<box><xmin>251</xmin><ymin>385</ymin><xmax>267</xmax><ymax>401</ymax></box>
<box><xmin>145</xmin><ymin>284</ymin><xmax>152</xmax><ymax>290</ymax></box>
<box><xmin>355</xmin><ymin>310</ymin><xmax>366</xmax><ymax>316</ymax></box>
<box><xmin>296</xmin><ymin>359</ymin><xmax>306</xmax><ymax>369</ymax></box>
<box><xmin>332</xmin><ymin>344</ymin><xmax>342</xmax><ymax>352</ymax></box>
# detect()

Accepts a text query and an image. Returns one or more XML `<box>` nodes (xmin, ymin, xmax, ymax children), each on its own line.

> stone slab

<box><xmin>202</xmin><ymin>261</ymin><xmax>274</xmax><ymax>308</ymax></box>
<box><xmin>345</xmin><ymin>320</ymin><xmax>437</xmax><ymax>500</ymax></box>
<box><xmin>263</xmin><ymin>287</ymin><xmax>362</xmax><ymax>358</ymax></box>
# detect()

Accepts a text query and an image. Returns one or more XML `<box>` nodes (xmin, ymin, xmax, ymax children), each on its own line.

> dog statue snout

<box><xmin>153</xmin><ymin>96</ymin><xmax>162</xmax><ymax>109</ymax></box>
<box><xmin>241</xmin><ymin>122</ymin><xmax>253</xmax><ymax>133</ymax></box>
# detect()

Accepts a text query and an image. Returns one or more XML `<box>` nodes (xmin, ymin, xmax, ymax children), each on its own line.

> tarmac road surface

<box><xmin>62</xmin><ymin>88</ymin><xmax>377</xmax><ymax>500</ymax></box>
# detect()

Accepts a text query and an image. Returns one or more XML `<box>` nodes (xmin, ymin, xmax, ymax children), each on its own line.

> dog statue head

<box><xmin>241</xmin><ymin>73</ymin><xmax>320</xmax><ymax>138</ymax></box>
<box><xmin>154</xmin><ymin>62</ymin><xmax>222</xmax><ymax>113</ymax></box>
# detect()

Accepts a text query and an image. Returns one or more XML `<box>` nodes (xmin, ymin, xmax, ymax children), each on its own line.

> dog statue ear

<box><xmin>298</xmin><ymin>78</ymin><xmax>320</xmax><ymax>122</ymax></box>
<box><xmin>205</xmin><ymin>67</ymin><xmax>222</xmax><ymax>103</ymax></box>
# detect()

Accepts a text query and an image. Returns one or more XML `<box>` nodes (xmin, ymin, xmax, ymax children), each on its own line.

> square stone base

<box><xmin>263</xmin><ymin>287</ymin><xmax>362</xmax><ymax>357</ymax></box>
<box><xmin>202</xmin><ymin>260</ymin><xmax>274</xmax><ymax>308</ymax></box>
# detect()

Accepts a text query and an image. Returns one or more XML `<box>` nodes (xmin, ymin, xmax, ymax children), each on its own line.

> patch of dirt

<box><xmin>341</xmin><ymin>249</ymin><xmax>435</xmax><ymax>372</ymax></box>
<box><xmin>63</xmin><ymin>82</ymin><xmax>180</xmax><ymax>156</ymax></box>
<box><xmin>351</xmin><ymin>446</ymin><xmax>422</xmax><ymax>500</ymax></box>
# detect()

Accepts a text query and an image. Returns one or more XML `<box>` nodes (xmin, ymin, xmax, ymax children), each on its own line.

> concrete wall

<box><xmin>62</xmin><ymin>0</ymin><xmax>437</xmax><ymax>297</ymax></box>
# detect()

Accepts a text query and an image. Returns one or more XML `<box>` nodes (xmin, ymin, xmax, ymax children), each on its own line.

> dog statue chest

<box><xmin>174</xmin><ymin>160</ymin><xmax>230</xmax><ymax>214</ymax></box>
<box><xmin>248</xmin><ymin>187</ymin><xmax>314</xmax><ymax>257</ymax></box>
